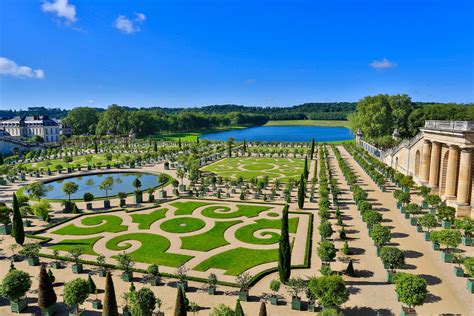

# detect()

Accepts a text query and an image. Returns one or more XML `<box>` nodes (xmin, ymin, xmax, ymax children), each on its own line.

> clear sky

<box><xmin>0</xmin><ymin>0</ymin><xmax>473</xmax><ymax>109</ymax></box>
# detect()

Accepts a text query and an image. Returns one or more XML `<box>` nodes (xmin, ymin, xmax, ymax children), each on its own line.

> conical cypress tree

<box><xmin>0</xmin><ymin>153</ymin><xmax>4</xmax><ymax>165</ymax></box>
<box><xmin>278</xmin><ymin>205</ymin><xmax>291</xmax><ymax>283</ymax></box>
<box><xmin>48</xmin><ymin>269</ymin><xmax>55</xmax><ymax>283</ymax></box>
<box><xmin>11</xmin><ymin>194</ymin><xmax>25</xmax><ymax>245</ymax></box>
<box><xmin>88</xmin><ymin>274</ymin><xmax>97</xmax><ymax>294</ymax></box>
<box><xmin>346</xmin><ymin>259</ymin><xmax>355</xmax><ymax>277</ymax></box>
<box><xmin>235</xmin><ymin>299</ymin><xmax>244</xmax><ymax>316</ymax></box>
<box><xmin>303</xmin><ymin>156</ymin><xmax>309</xmax><ymax>179</ymax></box>
<box><xmin>174</xmin><ymin>287</ymin><xmax>187</xmax><ymax>316</ymax></box>
<box><xmin>310</xmin><ymin>138</ymin><xmax>315</xmax><ymax>160</ymax></box>
<box><xmin>103</xmin><ymin>272</ymin><xmax>119</xmax><ymax>316</ymax></box>
<box><xmin>154</xmin><ymin>141</ymin><xmax>158</xmax><ymax>152</ymax></box>
<box><xmin>38</xmin><ymin>264</ymin><xmax>57</xmax><ymax>309</ymax></box>
<box><xmin>178</xmin><ymin>138</ymin><xmax>182</xmax><ymax>149</ymax></box>
<box><xmin>259</xmin><ymin>301</ymin><xmax>267</xmax><ymax>316</ymax></box>
<box><xmin>243</xmin><ymin>139</ymin><xmax>247</xmax><ymax>153</ymax></box>
<box><xmin>297</xmin><ymin>174</ymin><xmax>305</xmax><ymax>210</ymax></box>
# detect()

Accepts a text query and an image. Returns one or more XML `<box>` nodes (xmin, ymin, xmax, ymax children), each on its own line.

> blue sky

<box><xmin>0</xmin><ymin>0</ymin><xmax>473</xmax><ymax>109</ymax></box>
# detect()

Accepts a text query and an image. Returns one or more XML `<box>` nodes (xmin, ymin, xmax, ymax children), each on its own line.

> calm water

<box><xmin>201</xmin><ymin>125</ymin><xmax>354</xmax><ymax>142</ymax></box>
<box><xmin>34</xmin><ymin>172</ymin><xmax>163</xmax><ymax>200</ymax></box>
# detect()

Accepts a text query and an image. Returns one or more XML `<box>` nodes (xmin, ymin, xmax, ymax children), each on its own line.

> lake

<box><xmin>29</xmin><ymin>172</ymin><xmax>164</xmax><ymax>200</ymax></box>
<box><xmin>200</xmin><ymin>125</ymin><xmax>354</xmax><ymax>142</ymax></box>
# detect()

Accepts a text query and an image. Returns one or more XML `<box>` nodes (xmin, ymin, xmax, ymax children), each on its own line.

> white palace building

<box><xmin>0</xmin><ymin>115</ymin><xmax>64</xmax><ymax>143</ymax></box>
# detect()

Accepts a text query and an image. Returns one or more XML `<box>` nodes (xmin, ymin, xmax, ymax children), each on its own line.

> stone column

<box><xmin>457</xmin><ymin>148</ymin><xmax>472</xmax><ymax>205</ymax></box>
<box><xmin>429</xmin><ymin>141</ymin><xmax>441</xmax><ymax>188</ymax></box>
<box><xmin>420</xmin><ymin>140</ymin><xmax>431</xmax><ymax>182</ymax></box>
<box><xmin>445</xmin><ymin>145</ymin><xmax>460</xmax><ymax>198</ymax></box>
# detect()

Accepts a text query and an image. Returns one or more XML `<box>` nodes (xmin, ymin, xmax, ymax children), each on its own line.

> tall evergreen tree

<box><xmin>87</xmin><ymin>275</ymin><xmax>97</xmax><ymax>294</ymax></box>
<box><xmin>259</xmin><ymin>301</ymin><xmax>267</xmax><ymax>316</ymax></box>
<box><xmin>303</xmin><ymin>156</ymin><xmax>309</xmax><ymax>179</ymax></box>
<box><xmin>103</xmin><ymin>272</ymin><xmax>119</xmax><ymax>316</ymax></box>
<box><xmin>0</xmin><ymin>153</ymin><xmax>4</xmax><ymax>165</ymax></box>
<box><xmin>227</xmin><ymin>139</ymin><xmax>232</xmax><ymax>158</ymax></box>
<box><xmin>174</xmin><ymin>287</ymin><xmax>187</xmax><ymax>316</ymax></box>
<box><xmin>235</xmin><ymin>299</ymin><xmax>244</xmax><ymax>316</ymax></box>
<box><xmin>11</xmin><ymin>194</ymin><xmax>25</xmax><ymax>245</ymax></box>
<box><xmin>243</xmin><ymin>139</ymin><xmax>247</xmax><ymax>153</ymax></box>
<box><xmin>297</xmin><ymin>174</ymin><xmax>305</xmax><ymax>209</ymax></box>
<box><xmin>154</xmin><ymin>141</ymin><xmax>158</xmax><ymax>152</ymax></box>
<box><xmin>38</xmin><ymin>264</ymin><xmax>57</xmax><ymax>310</ymax></box>
<box><xmin>310</xmin><ymin>138</ymin><xmax>315</xmax><ymax>160</ymax></box>
<box><xmin>178</xmin><ymin>138</ymin><xmax>182</xmax><ymax>149</ymax></box>
<box><xmin>278</xmin><ymin>205</ymin><xmax>291</xmax><ymax>283</ymax></box>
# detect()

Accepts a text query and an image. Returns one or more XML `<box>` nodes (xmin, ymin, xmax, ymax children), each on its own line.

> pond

<box><xmin>200</xmin><ymin>125</ymin><xmax>354</xmax><ymax>142</ymax></box>
<box><xmin>30</xmin><ymin>172</ymin><xmax>164</xmax><ymax>200</ymax></box>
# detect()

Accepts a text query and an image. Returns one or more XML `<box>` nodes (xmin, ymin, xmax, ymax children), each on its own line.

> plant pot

<box><xmin>0</xmin><ymin>224</ymin><xmax>12</xmax><ymax>235</ymax></box>
<box><xmin>159</xmin><ymin>191</ymin><xmax>167</xmax><ymax>198</ymax></box>
<box><xmin>69</xmin><ymin>311</ymin><xmax>85</xmax><ymax>316</ymax></box>
<box><xmin>410</xmin><ymin>218</ymin><xmax>417</xmax><ymax>226</ymax></box>
<box><xmin>121</xmin><ymin>271</ymin><xmax>133</xmax><ymax>282</ymax></box>
<box><xmin>72</xmin><ymin>263</ymin><xmax>83</xmax><ymax>274</ymax></box>
<box><xmin>41</xmin><ymin>303</ymin><xmax>58</xmax><ymax>316</ymax></box>
<box><xmin>86</xmin><ymin>203</ymin><xmax>93</xmax><ymax>210</ymax></box>
<box><xmin>429</xmin><ymin>208</ymin><xmax>436</xmax><ymax>215</ymax></box>
<box><xmin>441</xmin><ymin>251</ymin><xmax>452</xmax><ymax>263</ymax></box>
<box><xmin>10</xmin><ymin>298</ymin><xmax>28</xmax><ymax>313</ymax></box>
<box><xmin>51</xmin><ymin>261</ymin><xmax>61</xmax><ymax>269</ymax></box>
<box><xmin>453</xmin><ymin>266</ymin><xmax>464</xmax><ymax>277</ymax></box>
<box><xmin>92</xmin><ymin>299</ymin><xmax>102</xmax><ymax>309</ymax></box>
<box><xmin>400</xmin><ymin>306</ymin><xmax>417</xmax><ymax>316</ymax></box>
<box><xmin>442</xmin><ymin>220</ymin><xmax>451</xmax><ymax>228</ymax></box>
<box><xmin>467</xmin><ymin>279</ymin><xmax>474</xmax><ymax>293</ymax></box>
<box><xmin>270</xmin><ymin>296</ymin><xmax>278</xmax><ymax>305</ymax></box>
<box><xmin>386</xmin><ymin>270</ymin><xmax>395</xmax><ymax>283</ymax></box>
<box><xmin>28</xmin><ymin>256</ymin><xmax>40</xmax><ymax>266</ymax></box>
<box><xmin>462</xmin><ymin>236</ymin><xmax>472</xmax><ymax>246</ymax></box>
<box><xmin>307</xmin><ymin>302</ymin><xmax>316</xmax><ymax>312</ymax></box>
<box><xmin>421</xmin><ymin>202</ymin><xmax>428</xmax><ymax>209</ymax></box>
<box><xmin>122</xmin><ymin>306</ymin><xmax>132</xmax><ymax>316</ymax></box>
<box><xmin>376</xmin><ymin>246</ymin><xmax>381</xmax><ymax>257</ymax></box>
<box><xmin>404</xmin><ymin>212</ymin><xmax>410</xmax><ymax>219</ymax></box>
<box><xmin>23</xmin><ymin>219</ymin><xmax>31</xmax><ymax>227</ymax></box>
<box><xmin>98</xmin><ymin>269</ymin><xmax>107</xmax><ymax>277</ymax></box>
<box><xmin>238</xmin><ymin>290</ymin><xmax>249</xmax><ymax>302</ymax></box>
<box><xmin>291</xmin><ymin>297</ymin><xmax>302</xmax><ymax>311</ymax></box>
<box><xmin>432</xmin><ymin>242</ymin><xmax>440</xmax><ymax>251</ymax></box>
<box><xmin>149</xmin><ymin>277</ymin><xmax>160</xmax><ymax>286</ymax></box>
<box><xmin>208</xmin><ymin>286</ymin><xmax>216</xmax><ymax>295</ymax></box>
<box><xmin>177</xmin><ymin>280</ymin><xmax>188</xmax><ymax>291</ymax></box>
<box><xmin>103</xmin><ymin>200</ymin><xmax>110</xmax><ymax>209</ymax></box>
<box><xmin>134</xmin><ymin>192</ymin><xmax>143</xmax><ymax>204</ymax></box>
<box><xmin>148</xmin><ymin>194</ymin><xmax>155</xmax><ymax>203</ymax></box>
<box><xmin>416</xmin><ymin>224</ymin><xmax>422</xmax><ymax>232</ymax></box>
<box><xmin>423</xmin><ymin>232</ymin><xmax>431</xmax><ymax>241</ymax></box>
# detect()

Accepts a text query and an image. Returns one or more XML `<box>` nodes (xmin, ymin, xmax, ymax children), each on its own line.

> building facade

<box><xmin>0</xmin><ymin>115</ymin><xmax>60</xmax><ymax>143</ymax></box>
<box><xmin>358</xmin><ymin>121</ymin><xmax>474</xmax><ymax>218</ymax></box>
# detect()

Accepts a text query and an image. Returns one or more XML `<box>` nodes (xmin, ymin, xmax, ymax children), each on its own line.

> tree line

<box><xmin>348</xmin><ymin>94</ymin><xmax>474</xmax><ymax>148</ymax></box>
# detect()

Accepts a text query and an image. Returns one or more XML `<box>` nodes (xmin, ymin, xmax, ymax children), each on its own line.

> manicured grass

<box><xmin>171</xmin><ymin>201</ymin><xmax>215</xmax><ymax>215</ymax></box>
<box><xmin>148</xmin><ymin>126</ymin><xmax>246</xmax><ymax>141</ymax></box>
<box><xmin>49</xmin><ymin>236</ymin><xmax>102</xmax><ymax>256</ymax></box>
<box><xmin>180</xmin><ymin>220</ymin><xmax>241</xmax><ymax>252</ymax></box>
<box><xmin>267</xmin><ymin>212</ymin><xmax>280</xmax><ymax>217</ymax></box>
<box><xmin>194</xmin><ymin>247</ymin><xmax>279</xmax><ymax>276</ymax></box>
<box><xmin>106</xmin><ymin>233</ymin><xmax>192</xmax><ymax>267</ymax></box>
<box><xmin>201</xmin><ymin>204</ymin><xmax>273</xmax><ymax>219</ymax></box>
<box><xmin>201</xmin><ymin>157</ymin><xmax>304</xmax><ymax>181</ymax></box>
<box><xmin>23</xmin><ymin>153</ymin><xmax>109</xmax><ymax>170</ymax></box>
<box><xmin>160</xmin><ymin>217</ymin><xmax>206</xmax><ymax>233</ymax></box>
<box><xmin>234</xmin><ymin>218</ymin><xmax>299</xmax><ymax>245</ymax></box>
<box><xmin>265</xmin><ymin>120</ymin><xmax>350</xmax><ymax>128</ymax></box>
<box><xmin>52</xmin><ymin>215</ymin><xmax>128</xmax><ymax>236</ymax></box>
<box><xmin>131</xmin><ymin>208</ymin><xmax>168</xmax><ymax>229</ymax></box>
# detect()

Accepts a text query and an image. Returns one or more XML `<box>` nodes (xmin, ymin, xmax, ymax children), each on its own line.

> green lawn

<box><xmin>106</xmin><ymin>233</ymin><xmax>192</xmax><ymax>267</ymax></box>
<box><xmin>49</xmin><ymin>236</ymin><xmax>102</xmax><ymax>256</ymax></box>
<box><xmin>23</xmin><ymin>153</ymin><xmax>109</xmax><ymax>170</ymax></box>
<box><xmin>180</xmin><ymin>220</ymin><xmax>241</xmax><ymax>252</ymax></box>
<box><xmin>265</xmin><ymin>120</ymin><xmax>350</xmax><ymax>128</ymax></box>
<box><xmin>131</xmin><ymin>208</ymin><xmax>168</xmax><ymax>229</ymax></box>
<box><xmin>234</xmin><ymin>218</ymin><xmax>299</xmax><ymax>245</ymax></box>
<box><xmin>194</xmin><ymin>247</ymin><xmax>279</xmax><ymax>276</ymax></box>
<box><xmin>160</xmin><ymin>217</ymin><xmax>206</xmax><ymax>233</ymax></box>
<box><xmin>201</xmin><ymin>204</ymin><xmax>273</xmax><ymax>219</ymax></box>
<box><xmin>52</xmin><ymin>215</ymin><xmax>128</xmax><ymax>236</ymax></box>
<box><xmin>148</xmin><ymin>126</ymin><xmax>246</xmax><ymax>141</ymax></box>
<box><xmin>201</xmin><ymin>157</ymin><xmax>304</xmax><ymax>181</ymax></box>
<box><xmin>171</xmin><ymin>201</ymin><xmax>215</xmax><ymax>215</ymax></box>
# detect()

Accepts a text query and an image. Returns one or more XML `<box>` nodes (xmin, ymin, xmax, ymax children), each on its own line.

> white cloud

<box><xmin>41</xmin><ymin>0</ymin><xmax>77</xmax><ymax>24</ymax></box>
<box><xmin>135</xmin><ymin>13</ymin><xmax>146</xmax><ymax>22</ymax></box>
<box><xmin>0</xmin><ymin>57</ymin><xmax>45</xmax><ymax>79</ymax></box>
<box><xmin>369</xmin><ymin>58</ymin><xmax>397</xmax><ymax>69</ymax></box>
<box><xmin>114</xmin><ymin>13</ymin><xmax>146</xmax><ymax>34</ymax></box>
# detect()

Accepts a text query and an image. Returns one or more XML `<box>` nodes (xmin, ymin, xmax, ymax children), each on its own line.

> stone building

<box><xmin>0</xmin><ymin>115</ymin><xmax>60</xmax><ymax>143</ymax></box>
<box><xmin>358</xmin><ymin>120</ymin><xmax>474</xmax><ymax>218</ymax></box>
